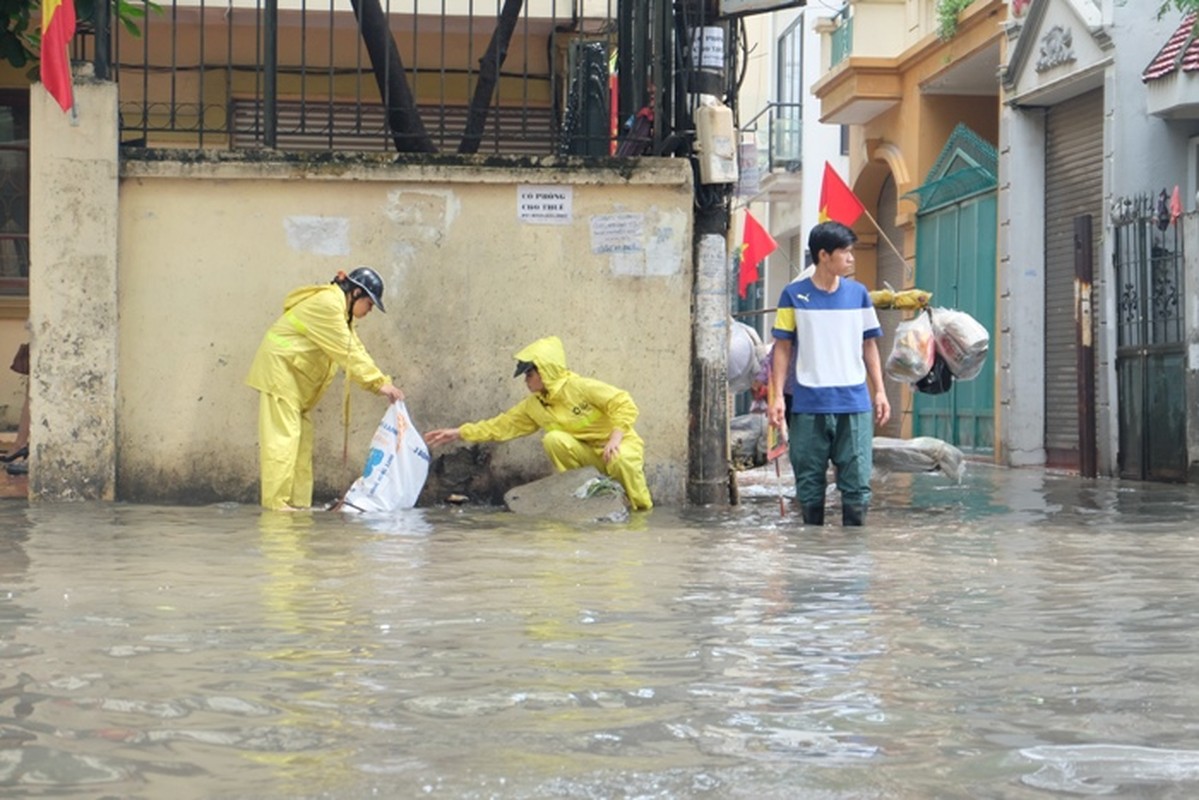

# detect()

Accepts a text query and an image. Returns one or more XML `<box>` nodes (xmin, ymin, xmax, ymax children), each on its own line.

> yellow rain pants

<box><xmin>542</xmin><ymin>429</ymin><xmax>653</xmax><ymax>510</ymax></box>
<box><xmin>258</xmin><ymin>393</ymin><xmax>315</xmax><ymax>510</ymax></box>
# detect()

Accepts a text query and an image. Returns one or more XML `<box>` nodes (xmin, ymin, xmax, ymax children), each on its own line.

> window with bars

<box><xmin>0</xmin><ymin>92</ymin><xmax>29</xmax><ymax>298</ymax></box>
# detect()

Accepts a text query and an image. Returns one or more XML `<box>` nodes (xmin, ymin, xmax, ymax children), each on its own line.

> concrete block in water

<box><xmin>503</xmin><ymin>467</ymin><xmax>630</xmax><ymax>522</ymax></box>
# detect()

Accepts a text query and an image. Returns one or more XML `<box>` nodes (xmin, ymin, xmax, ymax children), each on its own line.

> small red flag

<box><xmin>739</xmin><ymin>210</ymin><xmax>777</xmax><ymax>299</ymax></box>
<box><xmin>819</xmin><ymin>162</ymin><xmax>865</xmax><ymax>226</ymax></box>
<box><xmin>41</xmin><ymin>0</ymin><xmax>76</xmax><ymax>112</ymax></box>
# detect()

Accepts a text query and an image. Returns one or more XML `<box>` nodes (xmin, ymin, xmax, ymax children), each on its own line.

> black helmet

<box><xmin>346</xmin><ymin>266</ymin><xmax>386</xmax><ymax>312</ymax></box>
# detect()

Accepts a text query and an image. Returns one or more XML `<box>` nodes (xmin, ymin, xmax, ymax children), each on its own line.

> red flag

<box><xmin>819</xmin><ymin>162</ymin><xmax>865</xmax><ymax>226</ymax></box>
<box><xmin>739</xmin><ymin>210</ymin><xmax>777</xmax><ymax>299</ymax></box>
<box><xmin>41</xmin><ymin>0</ymin><xmax>76</xmax><ymax>112</ymax></box>
<box><xmin>1171</xmin><ymin>185</ymin><xmax>1183</xmax><ymax>226</ymax></box>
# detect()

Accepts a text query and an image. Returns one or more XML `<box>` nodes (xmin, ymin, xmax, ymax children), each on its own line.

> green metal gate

<box><xmin>906</xmin><ymin>125</ymin><xmax>996</xmax><ymax>453</ymax></box>
<box><xmin>1113</xmin><ymin>192</ymin><xmax>1187</xmax><ymax>481</ymax></box>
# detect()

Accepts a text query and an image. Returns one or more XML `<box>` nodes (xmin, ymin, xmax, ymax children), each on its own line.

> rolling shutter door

<box><xmin>1044</xmin><ymin>89</ymin><xmax>1102</xmax><ymax>468</ymax></box>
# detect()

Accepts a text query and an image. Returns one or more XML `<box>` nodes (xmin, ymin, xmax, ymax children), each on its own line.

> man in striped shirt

<box><xmin>768</xmin><ymin>221</ymin><xmax>891</xmax><ymax>526</ymax></box>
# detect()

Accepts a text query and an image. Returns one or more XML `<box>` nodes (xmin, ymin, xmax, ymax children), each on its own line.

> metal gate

<box><xmin>911</xmin><ymin>194</ymin><xmax>997</xmax><ymax>452</ymax></box>
<box><xmin>1112</xmin><ymin>192</ymin><xmax>1187</xmax><ymax>481</ymax></box>
<box><xmin>907</xmin><ymin>124</ymin><xmax>997</xmax><ymax>453</ymax></box>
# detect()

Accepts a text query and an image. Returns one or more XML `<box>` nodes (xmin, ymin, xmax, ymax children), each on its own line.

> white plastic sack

<box><xmin>930</xmin><ymin>307</ymin><xmax>989</xmax><ymax>381</ymax></box>
<box><xmin>340</xmin><ymin>401</ymin><xmax>431</xmax><ymax>513</ymax></box>
<box><xmin>873</xmin><ymin>436</ymin><xmax>966</xmax><ymax>483</ymax></box>
<box><xmin>728</xmin><ymin>320</ymin><xmax>768</xmax><ymax>394</ymax></box>
<box><xmin>885</xmin><ymin>313</ymin><xmax>936</xmax><ymax>383</ymax></box>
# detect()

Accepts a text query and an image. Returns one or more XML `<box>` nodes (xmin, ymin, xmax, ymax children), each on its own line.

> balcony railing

<box><xmin>743</xmin><ymin>101</ymin><xmax>802</xmax><ymax>173</ymax></box>
<box><xmin>830</xmin><ymin>5</ymin><xmax>853</xmax><ymax>67</ymax></box>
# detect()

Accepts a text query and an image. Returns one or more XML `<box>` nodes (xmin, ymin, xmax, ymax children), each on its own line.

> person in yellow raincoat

<box><xmin>246</xmin><ymin>267</ymin><xmax>405</xmax><ymax>510</ymax></box>
<box><xmin>424</xmin><ymin>336</ymin><xmax>653</xmax><ymax>510</ymax></box>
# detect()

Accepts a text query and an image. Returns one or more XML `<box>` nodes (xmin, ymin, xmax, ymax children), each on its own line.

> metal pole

<box><xmin>264</xmin><ymin>0</ymin><xmax>278</xmax><ymax>148</ymax></box>
<box><xmin>93</xmin><ymin>0</ymin><xmax>110</xmax><ymax>80</ymax></box>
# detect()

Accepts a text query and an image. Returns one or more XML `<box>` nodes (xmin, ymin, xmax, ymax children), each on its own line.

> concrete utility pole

<box><xmin>688</xmin><ymin>199</ymin><xmax>732</xmax><ymax>504</ymax></box>
<box><xmin>685</xmin><ymin>0</ymin><xmax>734</xmax><ymax>505</ymax></box>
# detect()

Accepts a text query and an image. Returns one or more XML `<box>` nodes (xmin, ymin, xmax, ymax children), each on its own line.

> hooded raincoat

<box><xmin>246</xmin><ymin>283</ymin><xmax>391</xmax><ymax>510</ymax></box>
<box><xmin>459</xmin><ymin>336</ymin><xmax>652</xmax><ymax>510</ymax></box>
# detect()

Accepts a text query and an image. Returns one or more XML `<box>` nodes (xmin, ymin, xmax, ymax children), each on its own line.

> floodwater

<box><xmin>4</xmin><ymin>465</ymin><xmax>1199</xmax><ymax>799</ymax></box>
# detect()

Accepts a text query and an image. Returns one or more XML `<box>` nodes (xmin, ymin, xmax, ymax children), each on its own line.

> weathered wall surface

<box><xmin>29</xmin><ymin>78</ymin><xmax>120</xmax><ymax>501</ymax></box>
<box><xmin>113</xmin><ymin>154</ymin><xmax>694</xmax><ymax>506</ymax></box>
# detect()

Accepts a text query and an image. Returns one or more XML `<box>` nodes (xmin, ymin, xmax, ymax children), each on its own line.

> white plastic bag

<box><xmin>728</xmin><ymin>320</ymin><xmax>768</xmax><ymax>394</ymax></box>
<box><xmin>885</xmin><ymin>312</ymin><xmax>936</xmax><ymax>383</ymax></box>
<box><xmin>872</xmin><ymin>436</ymin><xmax>966</xmax><ymax>483</ymax></box>
<box><xmin>930</xmin><ymin>307</ymin><xmax>989</xmax><ymax>381</ymax></box>
<box><xmin>340</xmin><ymin>401</ymin><xmax>431</xmax><ymax>513</ymax></box>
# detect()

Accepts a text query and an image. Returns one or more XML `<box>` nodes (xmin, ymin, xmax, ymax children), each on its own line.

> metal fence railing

<box><xmin>69</xmin><ymin>0</ymin><xmax>731</xmax><ymax>158</ymax></box>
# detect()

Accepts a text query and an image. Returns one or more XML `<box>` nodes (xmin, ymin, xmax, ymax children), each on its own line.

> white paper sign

<box><xmin>517</xmin><ymin>185</ymin><xmax>573</xmax><ymax>224</ymax></box>
<box><xmin>590</xmin><ymin>213</ymin><xmax>645</xmax><ymax>254</ymax></box>
<box><xmin>690</xmin><ymin>27</ymin><xmax>725</xmax><ymax>70</ymax></box>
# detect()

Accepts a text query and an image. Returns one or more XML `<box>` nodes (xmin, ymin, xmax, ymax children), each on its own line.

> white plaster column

<box><xmin>996</xmin><ymin>102</ymin><xmax>1047</xmax><ymax>467</ymax></box>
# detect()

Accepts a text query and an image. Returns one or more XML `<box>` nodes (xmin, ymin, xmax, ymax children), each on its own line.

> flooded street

<box><xmin>4</xmin><ymin>465</ymin><xmax>1199</xmax><ymax>798</ymax></box>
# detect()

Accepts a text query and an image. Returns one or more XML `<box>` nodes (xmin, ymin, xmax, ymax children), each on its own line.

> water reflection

<box><xmin>1</xmin><ymin>467</ymin><xmax>1199</xmax><ymax>797</ymax></box>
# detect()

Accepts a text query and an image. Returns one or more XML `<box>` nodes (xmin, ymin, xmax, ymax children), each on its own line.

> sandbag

<box><xmin>885</xmin><ymin>312</ymin><xmax>936</xmax><ymax>383</ymax></box>
<box><xmin>930</xmin><ymin>307</ymin><xmax>989</xmax><ymax>381</ymax></box>
<box><xmin>340</xmin><ymin>401</ymin><xmax>431</xmax><ymax>513</ymax></box>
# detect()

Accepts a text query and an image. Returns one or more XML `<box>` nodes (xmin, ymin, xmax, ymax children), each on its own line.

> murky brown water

<box><xmin>4</xmin><ymin>465</ymin><xmax>1199</xmax><ymax>798</ymax></box>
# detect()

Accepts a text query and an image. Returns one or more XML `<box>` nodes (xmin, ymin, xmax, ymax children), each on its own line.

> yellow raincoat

<box><xmin>459</xmin><ymin>336</ymin><xmax>653</xmax><ymax>510</ymax></box>
<box><xmin>246</xmin><ymin>283</ymin><xmax>391</xmax><ymax>510</ymax></box>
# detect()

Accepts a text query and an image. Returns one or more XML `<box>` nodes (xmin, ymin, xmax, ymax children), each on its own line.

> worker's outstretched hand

<box><xmin>425</xmin><ymin>428</ymin><xmax>461</xmax><ymax>448</ymax></box>
<box><xmin>380</xmin><ymin>384</ymin><xmax>405</xmax><ymax>403</ymax></box>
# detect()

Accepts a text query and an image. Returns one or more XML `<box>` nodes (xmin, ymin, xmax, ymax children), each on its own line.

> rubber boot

<box><xmin>842</xmin><ymin>504</ymin><xmax>867</xmax><ymax>527</ymax></box>
<box><xmin>801</xmin><ymin>503</ymin><xmax>825</xmax><ymax>526</ymax></box>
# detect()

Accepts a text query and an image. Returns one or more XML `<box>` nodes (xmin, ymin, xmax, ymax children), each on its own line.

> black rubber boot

<box><xmin>801</xmin><ymin>503</ymin><xmax>825</xmax><ymax>526</ymax></box>
<box><xmin>842</xmin><ymin>504</ymin><xmax>867</xmax><ymax>527</ymax></box>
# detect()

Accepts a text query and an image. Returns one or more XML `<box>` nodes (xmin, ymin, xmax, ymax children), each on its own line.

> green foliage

<box><xmin>936</xmin><ymin>0</ymin><xmax>976</xmax><ymax>41</ymax></box>
<box><xmin>1159</xmin><ymin>0</ymin><xmax>1199</xmax><ymax>18</ymax></box>
<box><xmin>0</xmin><ymin>0</ymin><xmax>37</xmax><ymax>69</ymax></box>
<box><xmin>0</xmin><ymin>0</ymin><xmax>160</xmax><ymax>72</ymax></box>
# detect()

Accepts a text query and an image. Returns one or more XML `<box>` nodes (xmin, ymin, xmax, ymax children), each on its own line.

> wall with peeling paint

<box><xmin>112</xmin><ymin>155</ymin><xmax>694</xmax><ymax>506</ymax></box>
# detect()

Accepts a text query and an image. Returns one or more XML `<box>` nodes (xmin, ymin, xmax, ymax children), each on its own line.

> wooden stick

<box><xmin>859</xmin><ymin>206</ymin><xmax>910</xmax><ymax>267</ymax></box>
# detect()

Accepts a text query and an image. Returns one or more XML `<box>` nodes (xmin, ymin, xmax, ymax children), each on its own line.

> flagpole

<box><xmin>858</xmin><ymin>206</ymin><xmax>909</xmax><ymax>267</ymax></box>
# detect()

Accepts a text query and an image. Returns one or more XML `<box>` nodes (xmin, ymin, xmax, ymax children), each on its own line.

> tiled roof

<box><xmin>1144</xmin><ymin>13</ymin><xmax>1199</xmax><ymax>82</ymax></box>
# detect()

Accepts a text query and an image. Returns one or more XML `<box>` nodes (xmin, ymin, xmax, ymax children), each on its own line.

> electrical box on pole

<box><xmin>695</xmin><ymin>99</ymin><xmax>738</xmax><ymax>184</ymax></box>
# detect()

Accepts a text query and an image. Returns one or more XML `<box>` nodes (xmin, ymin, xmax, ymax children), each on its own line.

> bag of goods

<box><xmin>930</xmin><ymin>307</ymin><xmax>989</xmax><ymax>381</ymax></box>
<box><xmin>885</xmin><ymin>312</ymin><xmax>936</xmax><ymax>383</ymax></box>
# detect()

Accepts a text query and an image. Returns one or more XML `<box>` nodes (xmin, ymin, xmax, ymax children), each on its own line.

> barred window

<box><xmin>0</xmin><ymin>92</ymin><xmax>30</xmax><ymax>298</ymax></box>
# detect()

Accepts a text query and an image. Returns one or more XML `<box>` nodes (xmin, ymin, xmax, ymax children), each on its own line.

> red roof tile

<box><xmin>1145</xmin><ymin>13</ymin><xmax>1199</xmax><ymax>82</ymax></box>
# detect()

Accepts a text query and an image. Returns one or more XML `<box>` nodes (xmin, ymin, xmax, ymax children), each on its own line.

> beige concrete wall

<box><xmin>114</xmin><ymin>154</ymin><xmax>694</xmax><ymax>506</ymax></box>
